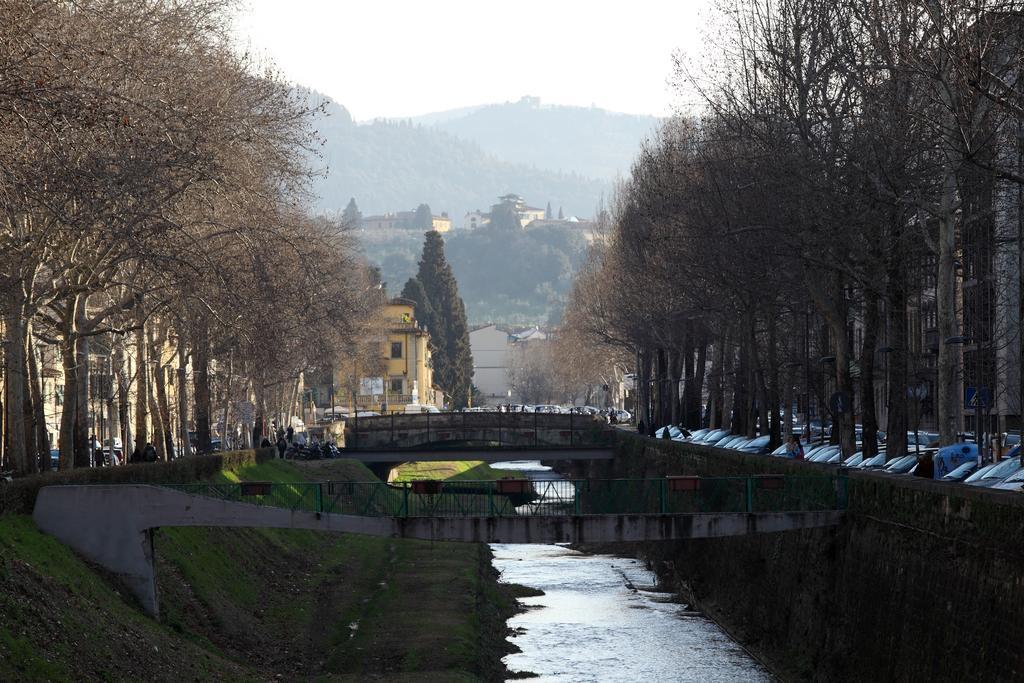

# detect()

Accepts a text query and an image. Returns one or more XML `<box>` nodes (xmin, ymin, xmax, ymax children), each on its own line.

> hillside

<box><xmin>361</xmin><ymin>224</ymin><xmax>589</xmax><ymax>326</ymax></box>
<box><xmin>419</xmin><ymin>96</ymin><xmax>659</xmax><ymax>181</ymax></box>
<box><xmin>308</xmin><ymin>95</ymin><xmax>607</xmax><ymax>217</ymax></box>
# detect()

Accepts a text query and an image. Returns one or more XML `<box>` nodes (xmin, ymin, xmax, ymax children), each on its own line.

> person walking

<box><xmin>276</xmin><ymin>434</ymin><xmax>288</xmax><ymax>459</ymax></box>
<box><xmin>143</xmin><ymin>442</ymin><xmax>158</xmax><ymax>462</ymax></box>
<box><xmin>786</xmin><ymin>434</ymin><xmax>804</xmax><ymax>460</ymax></box>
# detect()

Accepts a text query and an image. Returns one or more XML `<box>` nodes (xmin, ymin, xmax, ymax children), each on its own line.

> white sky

<box><xmin>233</xmin><ymin>0</ymin><xmax>713</xmax><ymax>120</ymax></box>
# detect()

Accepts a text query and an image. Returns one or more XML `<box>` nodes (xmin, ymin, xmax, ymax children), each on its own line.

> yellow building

<box><xmin>351</xmin><ymin>298</ymin><xmax>440</xmax><ymax>412</ymax></box>
<box><xmin>431</xmin><ymin>213</ymin><xmax>452</xmax><ymax>233</ymax></box>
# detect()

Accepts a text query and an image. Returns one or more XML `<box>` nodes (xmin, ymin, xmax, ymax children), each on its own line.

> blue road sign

<box><xmin>965</xmin><ymin>386</ymin><xmax>990</xmax><ymax>409</ymax></box>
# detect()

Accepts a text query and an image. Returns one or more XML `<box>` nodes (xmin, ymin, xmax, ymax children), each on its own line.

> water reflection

<box><xmin>492</xmin><ymin>544</ymin><xmax>772</xmax><ymax>683</ymax></box>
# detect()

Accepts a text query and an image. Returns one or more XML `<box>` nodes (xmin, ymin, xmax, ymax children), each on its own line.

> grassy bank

<box><xmin>0</xmin><ymin>457</ymin><xmax>529</xmax><ymax>681</ymax></box>
<box><xmin>389</xmin><ymin>460</ymin><xmax>523</xmax><ymax>482</ymax></box>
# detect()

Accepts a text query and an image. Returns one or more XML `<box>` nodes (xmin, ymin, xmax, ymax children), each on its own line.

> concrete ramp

<box><xmin>32</xmin><ymin>485</ymin><xmax>843</xmax><ymax>618</ymax></box>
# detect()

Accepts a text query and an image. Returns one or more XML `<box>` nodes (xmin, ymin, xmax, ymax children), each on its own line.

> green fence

<box><xmin>161</xmin><ymin>474</ymin><xmax>847</xmax><ymax>518</ymax></box>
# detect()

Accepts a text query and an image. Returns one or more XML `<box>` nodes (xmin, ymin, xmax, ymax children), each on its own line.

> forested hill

<box><xmin>418</xmin><ymin>97</ymin><xmax>660</xmax><ymax>180</ymax></box>
<box><xmin>308</xmin><ymin>96</ymin><xmax>607</xmax><ymax>217</ymax></box>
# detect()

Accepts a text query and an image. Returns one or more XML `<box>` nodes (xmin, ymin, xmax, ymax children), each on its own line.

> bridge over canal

<box><xmin>341</xmin><ymin>412</ymin><xmax>616</xmax><ymax>467</ymax></box>
<box><xmin>33</xmin><ymin>474</ymin><xmax>846</xmax><ymax>617</ymax></box>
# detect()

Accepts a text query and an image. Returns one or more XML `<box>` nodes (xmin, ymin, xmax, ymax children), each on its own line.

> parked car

<box><xmin>697</xmin><ymin>429</ymin><xmax>730</xmax><ymax>444</ymax></box>
<box><xmin>404</xmin><ymin>404</ymin><xmax>441</xmax><ymax>414</ymax></box>
<box><xmin>940</xmin><ymin>460</ymin><xmax>980</xmax><ymax>482</ymax></box>
<box><xmin>739</xmin><ymin>435</ymin><xmax>771</xmax><ymax>454</ymax></box>
<box><xmin>684</xmin><ymin>428</ymin><xmax>711</xmax><ymax>442</ymax></box>
<box><xmin>843</xmin><ymin>452</ymin><xmax>865</xmax><ymax>468</ymax></box>
<box><xmin>770</xmin><ymin>444</ymin><xmax>790</xmax><ymax>457</ymax></box>
<box><xmin>989</xmin><ymin>468</ymin><xmax>1024</xmax><ymax>492</ymax></box>
<box><xmin>808</xmin><ymin>446</ymin><xmax>841</xmax><ymax>463</ymax></box>
<box><xmin>857</xmin><ymin>453</ymin><xmax>888</xmax><ymax>469</ymax></box>
<box><xmin>964</xmin><ymin>452</ymin><xmax>1023</xmax><ymax>487</ymax></box>
<box><xmin>721</xmin><ymin>436</ymin><xmax>748</xmax><ymax>448</ymax></box>
<box><xmin>883</xmin><ymin>455</ymin><xmax>919</xmax><ymax>474</ymax></box>
<box><xmin>654</xmin><ymin>425</ymin><xmax>681</xmax><ymax>439</ymax></box>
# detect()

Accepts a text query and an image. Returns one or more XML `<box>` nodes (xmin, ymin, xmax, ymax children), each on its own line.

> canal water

<box><xmin>490</xmin><ymin>461</ymin><xmax>772</xmax><ymax>682</ymax></box>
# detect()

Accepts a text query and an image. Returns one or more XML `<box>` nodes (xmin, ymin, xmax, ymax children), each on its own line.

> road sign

<box><xmin>829</xmin><ymin>391</ymin><xmax>851</xmax><ymax>415</ymax></box>
<box><xmin>965</xmin><ymin>386</ymin><xmax>990</xmax><ymax>409</ymax></box>
<box><xmin>235</xmin><ymin>397</ymin><xmax>253</xmax><ymax>423</ymax></box>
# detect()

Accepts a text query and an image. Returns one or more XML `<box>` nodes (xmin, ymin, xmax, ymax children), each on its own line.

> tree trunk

<box><xmin>221</xmin><ymin>351</ymin><xmax>234</xmax><ymax>449</ymax></box>
<box><xmin>133</xmin><ymin>304</ymin><xmax>149</xmax><ymax>461</ymax></box>
<box><xmin>860</xmin><ymin>289</ymin><xmax>881</xmax><ymax>457</ymax></box>
<box><xmin>72</xmin><ymin>314</ymin><xmax>90</xmax><ymax>468</ymax></box>
<box><xmin>150</xmin><ymin>325</ymin><xmax>174</xmax><ymax>460</ymax></box>
<box><xmin>936</xmin><ymin>170</ymin><xmax>960</xmax><ymax>444</ymax></box>
<box><xmin>4</xmin><ymin>289</ymin><xmax>30</xmax><ymax>474</ymax></box>
<box><xmin>177</xmin><ymin>339</ymin><xmax>190</xmax><ymax>457</ymax></box>
<box><xmin>192</xmin><ymin>315</ymin><xmax>212</xmax><ymax>454</ymax></box>
<box><xmin>766</xmin><ymin>314</ymin><xmax>781</xmax><ymax>448</ymax></box>
<box><xmin>671</xmin><ymin>342</ymin><xmax>679</xmax><ymax>428</ymax></box>
<box><xmin>681</xmin><ymin>330</ymin><xmax>694</xmax><ymax>427</ymax></box>
<box><xmin>27</xmin><ymin>330</ymin><xmax>47</xmax><ymax>472</ymax></box>
<box><xmin>749</xmin><ymin>316</ymin><xmax>770</xmax><ymax>438</ymax></box>
<box><xmin>730</xmin><ymin>336</ymin><xmax>746</xmax><ymax>435</ymax></box>
<box><xmin>638</xmin><ymin>347</ymin><xmax>652</xmax><ymax>432</ymax></box>
<box><xmin>692</xmin><ymin>333</ymin><xmax>708</xmax><ymax>428</ymax></box>
<box><xmin>886</xmin><ymin>223</ymin><xmax>910</xmax><ymax>460</ymax></box>
<box><xmin>114</xmin><ymin>341</ymin><xmax>131</xmax><ymax>461</ymax></box>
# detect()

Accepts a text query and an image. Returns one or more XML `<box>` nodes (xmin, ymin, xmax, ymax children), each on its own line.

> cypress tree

<box><xmin>342</xmin><ymin>197</ymin><xmax>362</xmax><ymax>228</ymax></box>
<box><xmin>401</xmin><ymin>276</ymin><xmax>439</xmax><ymax>340</ymax></box>
<box><xmin>414</xmin><ymin>231</ymin><xmax>474</xmax><ymax>407</ymax></box>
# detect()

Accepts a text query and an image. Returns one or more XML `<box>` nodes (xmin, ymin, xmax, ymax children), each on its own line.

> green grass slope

<box><xmin>1</xmin><ymin>458</ymin><xmax>526</xmax><ymax>681</ymax></box>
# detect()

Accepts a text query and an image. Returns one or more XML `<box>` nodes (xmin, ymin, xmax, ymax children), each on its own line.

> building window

<box><xmin>391</xmin><ymin>341</ymin><xmax>403</xmax><ymax>359</ymax></box>
<box><xmin>390</xmin><ymin>378</ymin><xmax>404</xmax><ymax>394</ymax></box>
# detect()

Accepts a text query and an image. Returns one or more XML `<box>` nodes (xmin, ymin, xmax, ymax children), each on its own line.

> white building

<box><xmin>469</xmin><ymin>324</ymin><xmax>512</xmax><ymax>403</ymax></box>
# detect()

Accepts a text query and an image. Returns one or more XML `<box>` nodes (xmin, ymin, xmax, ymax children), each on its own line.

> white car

<box><xmin>404</xmin><ymin>404</ymin><xmax>440</xmax><ymax>414</ymax></box>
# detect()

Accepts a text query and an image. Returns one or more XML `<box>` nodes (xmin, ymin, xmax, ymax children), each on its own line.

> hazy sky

<box><xmin>234</xmin><ymin>0</ymin><xmax>713</xmax><ymax>120</ymax></box>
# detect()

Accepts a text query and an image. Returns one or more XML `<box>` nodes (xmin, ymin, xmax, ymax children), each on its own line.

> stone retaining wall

<box><xmin>611</xmin><ymin>434</ymin><xmax>1024</xmax><ymax>682</ymax></box>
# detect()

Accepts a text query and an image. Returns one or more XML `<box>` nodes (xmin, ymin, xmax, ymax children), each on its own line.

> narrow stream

<box><xmin>490</xmin><ymin>461</ymin><xmax>772</xmax><ymax>682</ymax></box>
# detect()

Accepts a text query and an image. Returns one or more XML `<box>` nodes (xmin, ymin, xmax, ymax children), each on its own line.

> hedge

<box><xmin>0</xmin><ymin>447</ymin><xmax>275</xmax><ymax>515</ymax></box>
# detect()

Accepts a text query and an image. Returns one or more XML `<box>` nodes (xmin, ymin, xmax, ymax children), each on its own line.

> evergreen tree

<box><xmin>545</xmin><ymin>201</ymin><xmax>552</xmax><ymax>220</ymax></box>
<box><xmin>557</xmin><ymin>206</ymin><xmax>564</xmax><ymax>220</ymax></box>
<box><xmin>400</xmin><ymin>276</ymin><xmax>438</xmax><ymax>337</ymax></box>
<box><xmin>342</xmin><ymin>197</ymin><xmax>362</xmax><ymax>228</ymax></box>
<box><xmin>413</xmin><ymin>203</ymin><xmax>433</xmax><ymax>230</ymax></box>
<box><xmin>414</xmin><ymin>231</ymin><xmax>474</xmax><ymax>407</ymax></box>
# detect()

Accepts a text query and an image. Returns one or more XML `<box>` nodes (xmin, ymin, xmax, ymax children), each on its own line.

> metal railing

<box><xmin>160</xmin><ymin>474</ymin><xmax>847</xmax><ymax>518</ymax></box>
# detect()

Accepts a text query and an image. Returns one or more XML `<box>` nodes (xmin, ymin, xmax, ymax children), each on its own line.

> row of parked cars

<box><xmin>656</xmin><ymin>425</ymin><xmax>1024</xmax><ymax>492</ymax></box>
